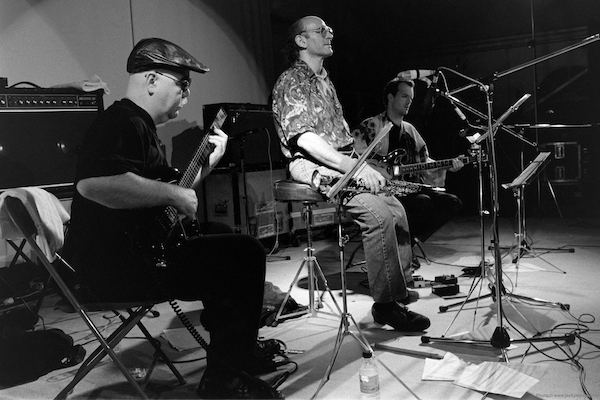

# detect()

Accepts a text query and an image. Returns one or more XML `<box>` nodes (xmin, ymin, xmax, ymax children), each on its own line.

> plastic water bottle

<box><xmin>112</xmin><ymin>344</ymin><xmax>148</xmax><ymax>382</ymax></box>
<box><xmin>359</xmin><ymin>352</ymin><xmax>380</xmax><ymax>399</ymax></box>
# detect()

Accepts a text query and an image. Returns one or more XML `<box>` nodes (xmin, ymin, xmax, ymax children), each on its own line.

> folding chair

<box><xmin>1</xmin><ymin>191</ymin><xmax>185</xmax><ymax>399</ymax></box>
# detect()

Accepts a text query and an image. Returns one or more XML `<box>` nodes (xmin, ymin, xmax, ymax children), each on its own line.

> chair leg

<box><xmin>56</xmin><ymin>307</ymin><xmax>150</xmax><ymax>400</ymax></box>
<box><xmin>134</xmin><ymin>317</ymin><xmax>186</xmax><ymax>385</ymax></box>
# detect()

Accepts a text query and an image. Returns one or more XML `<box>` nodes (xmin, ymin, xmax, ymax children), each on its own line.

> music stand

<box><xmin>501</xmin><ymin>152</ymin><xmax>570</xmax><ymax>282</ymax></box>
<box><xmin>311</xmin><ymin>122</ymin><xmax>393</xmax><ymax>399</ymax></box>
<box><xmin>423</xmin><ymin>67</ymin><xmax>573</xmax><ymax>354</ymax></box>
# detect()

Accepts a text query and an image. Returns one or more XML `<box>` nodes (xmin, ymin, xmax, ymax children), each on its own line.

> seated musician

<box><xmin>353</xmin><ymin>77</ymin><xmax>464</xmax><ymax>262</ymax></box>
<box><xmin>271</xmin><ymin>16</ymin><xmax>430</xmax><ymax>332</ymax></box>
<box><xmin>60</xmin><ymin>38</ymin><xmax>281</xmax><ymax>399</ymax></box>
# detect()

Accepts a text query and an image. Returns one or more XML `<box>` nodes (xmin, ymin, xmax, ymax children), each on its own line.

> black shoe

<box><xmin>243</xmin><ymin>339</ymin><xmax>287</xmax><ymax>374</ymax></box>
<box><xmin>371</xmin><ymin>302</ymin><xmax>430</xmax><ymax>332</ymax></box>
<box><xmin>398</xmin><ymin>290</ymin><xmax>419</xmax><ymax>305</ymax></box>
<box><xmin>197</xmin><ymin>367</ymin><xmax>284</xmax><ymax>399</ymax></box>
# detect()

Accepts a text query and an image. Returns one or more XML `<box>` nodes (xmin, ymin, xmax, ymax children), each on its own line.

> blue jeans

<box><xmin>290</xmin><ymin>159</ymin><xmax>413</xmax><ymax>303</ymax></box>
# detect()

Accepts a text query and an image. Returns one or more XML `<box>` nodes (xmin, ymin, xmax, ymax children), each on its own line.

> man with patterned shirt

<box><xmin>353</xmin><ymin>78</ymin><xmax>463</xmax><ymax>251</ymax></box>
<box><xmin>272</xmin><ymin>16</ymin><xmax>430</xmax><ymax>332</ymax></box>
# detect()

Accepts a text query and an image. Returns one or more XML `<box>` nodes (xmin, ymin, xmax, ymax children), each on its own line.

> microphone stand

<box><xmin>422</xmin><ymin>68</ymin><xmax>573</xmax><ymax>353</ymax></box>
<box><xmin>440</xmin><ymin>36</ymin><xmax>596</xmax><ymax>268</ymax></box>
<box><xmin>312</xmin><ymin>122</ymin><xmax>393</xmax><ymax>400</ymax></box>
<box><xmin>445</xmin><ymin>33</ymin><xmax>599</xmax><ymax>220</ymax></box>
<box><xmin>448</xmin><ymin>33</ymin><xmax>600</xmax><ymax>96</ymax></box>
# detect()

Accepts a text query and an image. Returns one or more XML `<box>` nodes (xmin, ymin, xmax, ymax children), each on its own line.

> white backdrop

<box><xmin>0</xmin><ymin>0</ymin><xmax>273</xmax><ymax>266</ymax></box>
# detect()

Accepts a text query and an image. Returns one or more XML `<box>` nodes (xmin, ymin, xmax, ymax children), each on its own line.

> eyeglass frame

<box><xmin>154</xmin><ymin>70</ymin><xmax>191</xmax><ymax>92</ymax></box>
<box><xmin>299</xmin><ymin>25</ymin><xmax>334</xmax><ymax>38</ymax></box>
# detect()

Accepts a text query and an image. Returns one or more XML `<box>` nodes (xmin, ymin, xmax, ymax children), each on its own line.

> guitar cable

<box><xmin>149</xmin><ymin>266</ymin><xmax>294</xmax><ymax>392</ymax></box>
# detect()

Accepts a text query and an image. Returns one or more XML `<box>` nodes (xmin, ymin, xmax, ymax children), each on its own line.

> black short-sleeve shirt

<box><xmin>62</xmin><ymin>99</ymin><xmax>168</xmax><ymax>298</ymax></box>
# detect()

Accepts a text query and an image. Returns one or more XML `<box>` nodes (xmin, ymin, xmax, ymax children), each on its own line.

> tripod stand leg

<box><xmin>313</xmin><ymin>259</ymin><xmax>343</xmax><ymax>314</ymax></box>
<box><xmin>312</xmin><ymin>198</ymin><xmax>374</xmax><ymax>399</ymax></box>
<box><xmin>413</xmin><ymin>238</ymin><xmax>431</xmax><ymax>265</ymax></box>
<box><xmin>439</xmin><ymin>290</ymin><xmax>492</xmax><ymax>313</ymax></box>
<box><xmin>311</xmin><ymin>312</ymin><xmax>372</xmax><ymax>400</ymax></box>
<box><xmin>508</xmin><ymin>292</ymin><xmax>569</xmax><ymax>310</ymax></box>
<box><xmin>545</xmin><ymin>178</ymin><xmax>563</xmax><ymax>218</ymax></box>
<box><xmin>311</xmin><ymin>317</ymin><xmax>346</xmax><ymax>400</ymax></box>
<box><xmin>274</xmin><ymin>259</ymin><xmax>311</xmax><ymax>322</ymax></box>
<box><xmin>439</xmin><ymin>278</ymin><xmax>492</xmax><ymax>337</ymax></box>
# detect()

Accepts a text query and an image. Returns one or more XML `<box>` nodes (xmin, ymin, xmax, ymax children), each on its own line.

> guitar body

<box><xmin>127</xmin><ymin>166</ymin><xmax>201</xmax><ymax>268</ymax></box>
<box><xmin>130</xmin><ymin>107</ymin><xmax>228</xmax><ymax>269</ymax></box>
<box><xmin>366</xmin><ymin>158</ymin><xmax>393</xmax><ymax>180</ymax></box>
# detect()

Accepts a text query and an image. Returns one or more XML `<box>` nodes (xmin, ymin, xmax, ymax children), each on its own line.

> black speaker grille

<box><xmin>0</xmin><ymin>88</ymin><xmax>103</xmax><ymax>197</ymax></box>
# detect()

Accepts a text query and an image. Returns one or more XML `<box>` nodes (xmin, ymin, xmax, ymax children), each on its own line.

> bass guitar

<box><xmin>135</xmin><ymin>108</ymin><xmax>228</xmax><ymax>268</ymax></box>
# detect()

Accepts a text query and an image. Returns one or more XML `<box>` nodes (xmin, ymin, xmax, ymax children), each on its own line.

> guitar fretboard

<box><xmin>163</xmin><ymin>108</ymin><xmax>228</xmax><ymax>226</ymax></box>
<box><xmin>396</xmin><ymin>155</ymin><xmax>482</xmax><ymax>175</ymax></box>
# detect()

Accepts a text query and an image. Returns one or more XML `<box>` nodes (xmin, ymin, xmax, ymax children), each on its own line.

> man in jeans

<box><xmin>271</xmin><ymin>16</ymin><xmax>430</xmax><ymax>332</ymax></box>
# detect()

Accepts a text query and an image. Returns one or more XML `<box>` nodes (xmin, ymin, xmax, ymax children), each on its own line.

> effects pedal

<box><xmin>411</xmin><ymin>275</ymin><xmax>430</xmax><ymax>288</ymax></box>
<box><xmin>431</xmin><ymin>274</ymin><xmax>459</xmax><ymax>296</ymax></box>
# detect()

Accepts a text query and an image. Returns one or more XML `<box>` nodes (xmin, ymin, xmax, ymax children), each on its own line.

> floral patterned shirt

<box><xmin>272</xmin><ymin>60</ymin><xmax>352</xmax><ymax>160</ymax></box>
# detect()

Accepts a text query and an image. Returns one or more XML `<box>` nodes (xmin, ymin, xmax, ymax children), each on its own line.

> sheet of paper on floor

<box><xmin>453</xmin><ymin>361</ymin><xmax>540</xmax><ymax>398</ymax></box>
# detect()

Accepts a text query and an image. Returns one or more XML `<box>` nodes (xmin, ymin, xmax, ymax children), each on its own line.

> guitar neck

<box><xmin>177</xmin><ymin>108</ymin><xmax>228</xmax><ymax>189</ymax></box>
<box><xmin>397</xmin><ymin>155</ymin><xmax>477</xmax><ymax>174</ymax></box>
<box><xmin>177</xmin><ymin>134</ymin><xmax>213</xmax><ymax>189</ymax></box>
<box><xmin>161</xmin><ymin>108</ymin><xmax>228</xmax><ymax>227</ymax></box>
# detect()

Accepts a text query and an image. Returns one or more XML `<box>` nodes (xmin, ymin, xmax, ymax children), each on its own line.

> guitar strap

<box><xmin>397</xmin><ymin>127</ymin><xmax>421</xmax><ymax>165</ymax></box>
<box><xmin>388</xmin><ymin>123</ymin><xmax>401</xmax><ymax>154</ymax></box>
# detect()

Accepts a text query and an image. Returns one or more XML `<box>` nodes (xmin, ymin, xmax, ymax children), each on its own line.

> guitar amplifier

<box><xmin>202</xmin><ymin>103</ymin><xmax>284</xmax><ymax>171</ymax></box>
<box><xmin>0</xmin><ymin>87</ymin><xmax>104</xmax><ymax>198</ymax></box>
<box><xmin>538</xmin><ymin>141</ymin><xmax>581</xmax><ymax>183</ymax></box>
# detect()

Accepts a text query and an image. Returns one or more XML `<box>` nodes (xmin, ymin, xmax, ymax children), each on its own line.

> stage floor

<box><xmin>2</xmin><ymin>215</ymin><xmax>599</xmax><ymax>399</ymax></box>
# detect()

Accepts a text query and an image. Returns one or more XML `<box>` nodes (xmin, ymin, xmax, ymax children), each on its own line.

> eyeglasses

<box><xmin>155</xmin><ymin>71</ymin><xmax>191</xmax><ymax>92</ymax></box>
<box><xmin>300</xmin><ymin>25</ymin><xmax>334</xmax><ymax>38</ymax></box>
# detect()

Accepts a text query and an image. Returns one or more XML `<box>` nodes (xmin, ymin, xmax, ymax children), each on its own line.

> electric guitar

<box><xmin>368</xmin><ymin>150</ymin><xmax>487</xmax><ymax>181</ymax></box>
<box><xmin>134</xmin><ymin>108</ymin><xmax>228</xmax><ymax>269</ymax></box>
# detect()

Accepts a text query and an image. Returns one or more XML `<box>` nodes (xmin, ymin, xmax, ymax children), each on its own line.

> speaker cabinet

<box><xmin>197</xmin><ymin>168</ymin><xmax>290</xmax><ymax>238</ymax></box>
<box><xmin>539</xmin><ymin>141</ymin><xmax>581</xmax><ymax>183</ymax></box>
<box><xmin>0</xmin><ymin>88</ymin><xmax>103</xmax><ymax>198</ymax></box>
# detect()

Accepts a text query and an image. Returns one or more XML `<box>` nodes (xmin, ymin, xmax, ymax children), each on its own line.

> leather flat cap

<box><xmin>127</xmin><ymin>37</ymin><xmax>209</xmax><ymax>74</ymax></box>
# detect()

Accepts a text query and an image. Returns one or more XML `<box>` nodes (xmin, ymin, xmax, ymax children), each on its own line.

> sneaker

<box><xmin>398</xmin><ymin>290</ymin><xmax>419</xmax><ymax>305</ymax></box>
<box><xmin>197</xmin><ymin>367</ymin><xmax>284</xmax><ymax>399</ymax></box>
<box><xmin>371</xmin><ymin>302</ymin><xmax>430</xmax><ymax>332</ymax></box>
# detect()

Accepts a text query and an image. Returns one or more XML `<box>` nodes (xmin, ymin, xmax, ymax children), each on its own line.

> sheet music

<box><xmin>502</xmin><ymin>152</ymin><xmax>551</xmax><ymax>190</ymax></box>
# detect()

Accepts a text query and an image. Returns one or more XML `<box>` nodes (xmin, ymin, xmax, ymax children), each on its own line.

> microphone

<box><xmin>452</xmin><ymin>103</ymin><xmax>469</xmax><ymax>125</ymax></box>
<box><xmin>396</xmin><ymin>69</ymin><xmax>437</xmax><ymax>81</ymax></box>
<box><xmin>423</xmin><ymin>72</ymin><xmax>439</xmax><ymax>114</ymax></box>
<box><xmin>441</xmin><ymin>92</ymin><xmax>470</xmax><ymax>133</ymax></box>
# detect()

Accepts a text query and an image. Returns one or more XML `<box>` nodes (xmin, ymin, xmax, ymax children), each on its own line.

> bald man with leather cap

<box><xmin>61</xmin><ymin>38</ymin><xmax>282</xmax><ymax>399</ymax></box>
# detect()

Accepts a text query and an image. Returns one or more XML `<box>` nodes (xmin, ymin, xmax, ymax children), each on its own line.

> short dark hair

<box><xmin>281</xmin><ymin>19</ymin><xmax>305</xmax><ymax>65</ymax></box>
<box><xmin>382</xmin><ymin>78</ymin><xmax>415</xmax><ymax>106</ymax></box>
